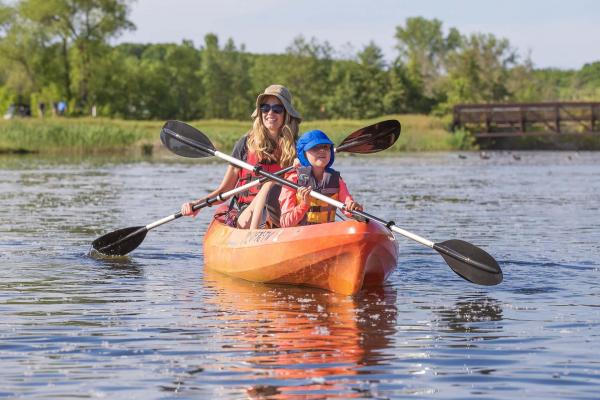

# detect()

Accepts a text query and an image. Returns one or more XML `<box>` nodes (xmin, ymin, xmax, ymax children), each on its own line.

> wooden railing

<box><xmin>453</xmin><ymin>102</ymin><xmax>600</xmax><ymax>137</ymax></box>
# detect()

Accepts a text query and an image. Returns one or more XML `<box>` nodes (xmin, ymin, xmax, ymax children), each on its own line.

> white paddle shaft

<box><xmin>215</xmin><ymin>150</ymin><xmax>435</xmax><ymax>247</ymax></box>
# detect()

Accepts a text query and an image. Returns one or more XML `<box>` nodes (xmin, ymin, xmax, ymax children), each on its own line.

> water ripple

<box><xmin>1</xmin><ymin>152</ymin><xmax>599</xmax><ymax>398</ymax></box>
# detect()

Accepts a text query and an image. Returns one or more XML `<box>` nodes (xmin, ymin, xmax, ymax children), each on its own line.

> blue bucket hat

<box><xmin>296</xmin><ymin>130</ymin><xmax>335</xmax><ymax>169</ymax></box>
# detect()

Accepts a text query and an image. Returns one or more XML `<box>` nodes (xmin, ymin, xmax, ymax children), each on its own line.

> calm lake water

<box><xmin>1</xmin><ymin>152</ymin><xmax>599</xmax><ymax>399</ymax></box>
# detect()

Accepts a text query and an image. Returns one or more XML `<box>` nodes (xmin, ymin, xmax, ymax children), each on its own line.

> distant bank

<box><xmin>2</xmin><ymin>114</ymin><xmax>598</xmax><ymax>156</ymax></box>
<box><xmin>0</xmin><ymin>115</ymin><xmax>463</xmax><ymax>155</ymax></box>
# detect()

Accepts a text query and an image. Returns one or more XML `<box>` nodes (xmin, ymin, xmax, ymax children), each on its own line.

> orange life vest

<box><xmin>295</xmin><ymin>166</ymin><xmax>340</xmax><ymax>225</ymax></box>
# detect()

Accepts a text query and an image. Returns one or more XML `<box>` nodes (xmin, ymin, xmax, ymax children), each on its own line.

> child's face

<box><xmin>305</xmin><ymin>144</ymin><xmax>331</xmax><ymax>169</ymax></box>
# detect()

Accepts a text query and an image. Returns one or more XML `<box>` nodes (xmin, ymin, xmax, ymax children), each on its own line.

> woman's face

<box><xmin>305</xmin><ymin>144</ymin><xmax>332</xmax><ymax>169</ymax></box>
<box><xmin>260</xmin><ymin>95</ymin><xmax>285</xmax><ymax>136</ymax></box>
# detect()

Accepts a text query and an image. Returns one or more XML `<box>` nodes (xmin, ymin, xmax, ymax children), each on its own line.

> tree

<box><xmin>283</xmin><ymin>36</ymin><xmax>334</xmax><ymax>119</ymax></box>
<box><xmin>573</xmin><ymin>61</ymin><xmax>600</xmax><ymax>100</ymax></box>
<box><xmin>395</xmin><ymin>16</ymin><xmax>461</xmax><ymax>102</ymax></box>
<box><xmin>248</xmin><ymin>53</ymin><xmax>290</xmax><ymax>101</ymax></box>
<box><xmin>355</xmin><ymin>42</ymin><xmax>388</xmax><ymax>118</ymax></box>
<box><xmin>439</xmin><ymin>33</ymin><xmax>517</xmax><ymax>112</ymax></box>
<box><xmin>0</xmin><ymin>2</ymin><xmax>59</xmax><ymax>104</ymax></box>
<box><xmin>506</xmin><ymin>55</ymin><xmax>538</xmax><ymax>102</ymax></box>
<box><xmin>200</xmin><ymin>33</ymin><xmax>230</xmax><ymax>118</ymax></box>
<box><xmin>18</xmin><ymin>0</ymin><xmax>135</xmax><ymax>112</ymax></box>
<box><xmin>326</xmin><ymin>42</ymin><xmax>387</xmax><ymax>118</ymax></box>
<box><xmin>383</xmin><ymin>60</ymin><xmax>422</xmax><ymax>114</ymax></box>
<box><xmin>0</xmin><ymin>1</ymin><xmax>11</xmax><ymax>34</ymax></box>
<box><xmin>221</xmin><ymin>38</ymin><xmax>252</xmax><ymax>120</ymax></box>
<box><xmin>98</xmin><ymin>42</ymin><xmax>204</xmax><ymax>119</ymax></box>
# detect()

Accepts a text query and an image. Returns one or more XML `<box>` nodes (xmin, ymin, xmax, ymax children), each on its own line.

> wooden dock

<box><xmin>453</xmin><ymin>102</ymin><xmax>600</xmax><ymax>138</ymax></box>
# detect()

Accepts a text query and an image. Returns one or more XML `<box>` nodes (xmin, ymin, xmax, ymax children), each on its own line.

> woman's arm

<box><xmin>181</xmin><ymin>165</ymin><xmax>240</xmax><ymax>216</ymax></box>
<box><xmin>203</xmin><ymin>165</ymin><xmax>240</xmax><ymax>201</ymax></box>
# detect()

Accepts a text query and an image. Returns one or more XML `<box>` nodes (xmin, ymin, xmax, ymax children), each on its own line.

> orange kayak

<box><xmin>203</xmin><ymin>206</ymin><xmax>399</xmax><ymax>295</ymax></box>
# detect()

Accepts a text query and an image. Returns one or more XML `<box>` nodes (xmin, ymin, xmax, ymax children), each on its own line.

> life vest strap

<box><xmin>294</xmin><ymin>166</ymin><xmax>341</xmax><ymax>225</ymax></box>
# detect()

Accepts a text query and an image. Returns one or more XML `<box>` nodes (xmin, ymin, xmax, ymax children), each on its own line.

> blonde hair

<box><xmin>247</xmin><ymin>111</ymin><xmax>300</xmax><ymax>168</ymax></box>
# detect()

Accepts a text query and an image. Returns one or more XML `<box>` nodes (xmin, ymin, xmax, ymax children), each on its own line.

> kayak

<box><xmin>203</xmin><ymin>205</ymin><xmax>399</xmax><ymax>295</ymax></box>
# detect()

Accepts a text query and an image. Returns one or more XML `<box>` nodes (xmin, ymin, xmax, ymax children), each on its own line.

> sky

<box><xmin>114</xmin><ymin>0</ymin><xmax>600</xmax><ymax>70</ymax></box>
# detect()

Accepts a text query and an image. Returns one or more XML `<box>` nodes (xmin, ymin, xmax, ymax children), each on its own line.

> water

<box><xmin>1</xmin><ymin>152</ymin><xmax>599</xmax><ymax>399</ymax></box>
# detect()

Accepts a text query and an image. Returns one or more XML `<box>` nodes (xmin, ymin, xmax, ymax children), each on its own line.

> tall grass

<box><xmin>0</xmin><ymin>114</ymin><xmax>459</xmax><ymax>154</ymax></box>
<box><xmin>0</xmin><ymin>118</ymin><xmax>149</xmax><ymax>154</ymax></box>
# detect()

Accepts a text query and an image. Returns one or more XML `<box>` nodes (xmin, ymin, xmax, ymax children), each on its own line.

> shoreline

<box><xmin>0</xmin><ymin>114</ymin><xmax>459</xmax><ymax>154</ymax></box>
<box><xmin>2</xmin><ymin>115</ymin><xmax>600</xmax><ymax>155</ymax></box>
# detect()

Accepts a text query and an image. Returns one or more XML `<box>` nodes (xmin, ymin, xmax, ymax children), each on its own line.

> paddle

<box><xmin>91</xmin><ymin>120</ymin><xmax>401</xmax><ymax>256</ymax></box>
<box><xmin>161</xmin><ymin>120</ymin><xmax>503</xmax><ymax>286</ymax></box>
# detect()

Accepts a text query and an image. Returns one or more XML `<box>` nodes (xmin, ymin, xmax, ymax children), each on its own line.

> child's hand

<box><xmin>344</xmin><ymin>199</ymin><xmax>363</xmax><ymax>212</ymax></box>
<box><xmin>297</xmin><ymin>186</ymin><xmax>312</xmax><ymax>205</ymax></box>
<box><xmin>181</xmin><ymin>201</ymin><xmax>200</xmax><ymax>217</ymax></box>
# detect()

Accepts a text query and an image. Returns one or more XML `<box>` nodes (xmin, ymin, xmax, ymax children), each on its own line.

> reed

<box><xmin>0</xmin><ymin>114</ymin><xmax>460</xmax><ymax>154</ymax></box>
<box><xmin>0</xmin><ymin>118</ymin><xmax>149</xmax><ymax>154</ymax></box>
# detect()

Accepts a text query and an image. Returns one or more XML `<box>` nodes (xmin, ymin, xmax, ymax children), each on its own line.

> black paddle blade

<box><xmin>92</xmin><ymin>226</ymin><xmax>148</xmax><ymax>256</ymax></box>
<box><xmin>433</xmin><ymin>240</ymin><xmax>503</xmax><ymax>286</ymax></box>
<box><xmin>335</xmin><ymin>120</ymin><xmax>401</xmax><ymax>154</ymax></box>
<box><xmin>160</xmin><ymin>120</ymin><xmax>215</xmax><ymax>158</ymax></box>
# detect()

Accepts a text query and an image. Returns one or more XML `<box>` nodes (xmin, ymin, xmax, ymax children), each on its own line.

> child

<box><xmin>279</xmin><ymin>129</ymin><xmax>363</xmax><ymax>227</ymax></box>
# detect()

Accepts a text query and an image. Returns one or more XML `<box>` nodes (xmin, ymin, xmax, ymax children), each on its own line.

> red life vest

<box><xmin>235</xmin><ymin>147</ymin><xmax>283</xmax><ymax>206</ymax></box>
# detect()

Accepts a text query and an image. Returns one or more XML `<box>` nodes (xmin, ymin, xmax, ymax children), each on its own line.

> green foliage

<box><xmin>222</xmin><ymin>39</ymin><xmax>253</xmax><ymax>120</ymax></box>
<box><xmin>201</xmin><ymin>34</ymin><xmax>229</xmax><ymax>118</ymax></box>
<box><xmin>0</xmin><ymin>6</ymin><xmax>598</xmax><ymax>123</ymax></box>
<box><xmin>573</xmin><ymin>62</ymin><xmax>600</xmax><ymax>99</ymax></box>
<box><xmin>437</xmin><ymin>33</ymin><xmax>517</xmax><ymax>113</ymax></box>
<box><xmin>0</xmin><ymin>2</ymin><xmax>13</xmax><ymax>34</ymax></box>
<box><xmin>394</xmin><ymin>17</ymin><xmax>461</xmax><ymax>109</ymax></box>
<box><xmin>576</xmin><ymin>62</ymin><xmax>600</xmax><ymax>86</ymax></box>
<box><xmin>325</xmin><ymin>43</ymin><xmax>387</xmax><ymax>119</ymax></box>
<box><xmin>0</xmin><ymin>118</ymin><xmax>145</xmax><ymax>153</ymax></box>
<box><xmin>283</xmin><ymin>36</ymin><xmax>334</xmax><ymax>119</ymax></box>
<box><xmin>447</xmin><ymin>128</ymin><xmax>478</xmax><ymax>150</ymax></box>
<box><xmin>506</xmin><ymin>61</ymin><xmax>538</xmax><ymax>102</ymax></box>
<box><xmin>3</xmin><ymin>0</ymin><xmax>135</xmax><ymax>113</ymax></box>
<box><xmin>0</xmin><ymin>85</ymin><xmax>15</xmax><ymax>114</ymax></box>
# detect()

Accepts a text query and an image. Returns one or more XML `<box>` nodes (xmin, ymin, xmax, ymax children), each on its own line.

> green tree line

<box><xmin>1</xmin><ymin>0</ymin><xmax>599</xmax><ymax>121</ymax></box>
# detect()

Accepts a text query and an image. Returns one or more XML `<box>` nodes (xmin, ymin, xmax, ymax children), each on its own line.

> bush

<box><xmin>448</xmin><ymin>128</ymin><xmax>478</xmax><ymax>150</ymax></box>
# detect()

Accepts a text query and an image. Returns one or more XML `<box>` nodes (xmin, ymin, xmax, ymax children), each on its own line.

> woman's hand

<box><xmin>297</xmin><ymin>186</ymin><xmax>312</xmax><ymax>206</ymax></box>
<box><xmin>181</xmin><ymin>201</ymin><xmax>200</xmax><ymax>217</ymax></box>
<box><xmin>344</xmin><ymin>199</ymin><xmax>363</xmax><ymax>212</ymax></box>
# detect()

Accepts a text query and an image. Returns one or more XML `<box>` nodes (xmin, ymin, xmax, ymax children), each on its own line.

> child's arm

<box><xmin>339</xmin><ymin>177</ymin><xmax>363</xmax><ymax>217</ymax></box>
<box><xmin>279</xmin><ymin>173</ymin><xmax>311</xmax><ymax>227</ymax></box>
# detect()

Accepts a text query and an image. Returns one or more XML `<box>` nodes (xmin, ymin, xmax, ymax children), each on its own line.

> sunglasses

<box><xmin>259</xmin><ymin>103</ymin><xmax>285</xmax><ymax>114</ymax></box>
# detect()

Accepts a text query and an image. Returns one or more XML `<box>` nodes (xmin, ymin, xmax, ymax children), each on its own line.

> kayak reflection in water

<box><xmin>200</xmin><ymin>270</ymin><xmax>398</xmax><ymax>399</ymax></box>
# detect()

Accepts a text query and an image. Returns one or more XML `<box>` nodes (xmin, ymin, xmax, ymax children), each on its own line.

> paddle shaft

<box><xmin>145</xmin><ymin>136</ymin><xmax>352</xmax><ymax>231</ymax></box>
<box><xmin>160</xmin><ymin>122</ymin><xmax>502</xmax><ymax>285</ymax></box>
<box><xmin>94</xmin><ymin>120</ymin><xmax>398</xmax><ymax>256</ymax></box>
<box><xmin>144</xmin><ymin>166</ymin><xmax>294</xmax><ymax>231</ymax></box>
<box><xmin>218</xmin><ymin>150</ymin><xmax>498</xmax><ymax>273</ymax></box>
<box><xmin>222</xmin><ymin>149</ymin><xmax>434</xmax><ymax>238</ymax></box>
<box><xmin>163</xmin><ymin>128</ymin><xmax>434</xmax><ymax>245</ymax></box>
<box><xmin>93</xmin><ymin>120</ymin><xmax>403</xmax><ymax>257</ymax></box>
<box><xmin>163</xmin><ymin>128</ymin><xmax>505</xmax><ymax>269</ymax></box>
<box><xmin>96</xmin><ymin>166</ymin><xmax>294</xmax><ymax>253</ymax></box>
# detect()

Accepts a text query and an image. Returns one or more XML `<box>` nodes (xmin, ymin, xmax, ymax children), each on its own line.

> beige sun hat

<box><xmin>251</xmin><ymin>84</ymin><xmax>302</xmax><ymax>121</ymax></box>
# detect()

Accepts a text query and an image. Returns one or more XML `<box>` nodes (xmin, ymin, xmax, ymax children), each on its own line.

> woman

<box><xmin>181</xmin><ymin>84</ymin><xmax>301</xmax><ymax>229</ymax></box>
